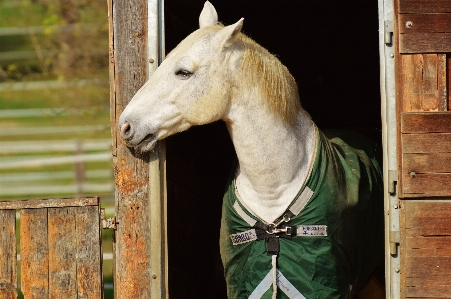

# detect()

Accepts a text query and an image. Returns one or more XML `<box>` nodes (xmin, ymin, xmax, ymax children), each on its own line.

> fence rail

<box><xmin>0</xmin><ymin>124</ymin><xmax>113</xmax><ymax>198</ymax></box>
<box><xmin>0</xmin><ymin>24</ymin><xmax>99</xmax><ymax>37</ymax></box>
<box><xmin>0</xmin><ymin>79</ymin><xmax>109</xmax><ymax>92</ymax></box>
<box><xmin>0</xmin><ymin>108</ymin><xmax>85</xmax><ymax>118</ymax></box>
<box><xmin>0</xmin><ymin>169</ymin><xmax>111</xmax><ymax>182</ymax></box>
<box><xmin>0</xmin><ymin>139</ymin><xmax>111</xmax><ymax>153</ymax></box>
<box><xmin>0</xmin><ymin>183</ymin><xmax>114</xmax><ymax>197</ymax></box>
<box><xmin>0</xmin><ymin>152</ymin><xmax>111</xmax><ymax>169</ymax></box>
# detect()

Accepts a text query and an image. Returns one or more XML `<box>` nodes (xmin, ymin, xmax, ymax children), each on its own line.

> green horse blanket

<box><xmin>220</xmin><ymin>128</ymin><xmax>384</xmax><ymax>299</ymax></box>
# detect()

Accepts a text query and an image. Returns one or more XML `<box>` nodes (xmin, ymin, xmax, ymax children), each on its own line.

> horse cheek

<box><xmin>200</xmin><ymin>80</ymin><xmax>231</xmax><ymax>123</ymax></box>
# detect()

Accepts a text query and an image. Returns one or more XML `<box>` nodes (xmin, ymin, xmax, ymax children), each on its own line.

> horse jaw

<box><xmin>131</xmin><ymin>132</ymin><xmax>157</xmax><ymax>153</ymax></box>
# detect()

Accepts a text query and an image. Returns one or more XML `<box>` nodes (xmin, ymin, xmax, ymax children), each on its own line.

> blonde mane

<box><xmin>238</xmin><ymin>34</ymin><xmax>301</xmax><ymax>124</ymax></box>
<box><xmin>178</xmin><ymin>25</ymin><xmax>301</xmax><ymax>124</ymax></box>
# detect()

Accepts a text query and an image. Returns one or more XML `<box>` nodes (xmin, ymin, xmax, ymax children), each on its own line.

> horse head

<box><xmin>118</xmin><ymin>2</ymin><xmax>244</xmax><ymax>153</ymax></box>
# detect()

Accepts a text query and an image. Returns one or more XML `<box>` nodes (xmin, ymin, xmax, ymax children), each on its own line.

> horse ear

<box><xmin>215</xmin><ymin>18</ymin><xmax>244</xmax><ymax>49</ymax></box>
<box><xmin>199</xmin><ymin>1</ymin><xmax>218</xmax><ymax>28</ymax></box>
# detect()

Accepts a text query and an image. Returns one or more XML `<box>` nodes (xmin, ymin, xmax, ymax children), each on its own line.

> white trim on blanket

<box><xmin>249</xmin><ymin>269</ymin><xmax>306</xmax><ymax>299</ymax></box>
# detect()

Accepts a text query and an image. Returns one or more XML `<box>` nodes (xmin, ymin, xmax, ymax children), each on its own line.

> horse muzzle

<box><xmin>118</xmin><ymin>120</ymin><xmax>157</xmax><ymax>153</ymax></box>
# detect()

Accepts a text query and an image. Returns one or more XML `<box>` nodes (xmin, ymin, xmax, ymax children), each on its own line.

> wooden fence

<box><xmin>0</xmin><ymin>135</ymin><xmax>113</xmax><ymax>199</ymax></box>
<box><xmin>0</xmin><ymin>197</ymin><xmax>103</xmax><ymax>299</ymax></box>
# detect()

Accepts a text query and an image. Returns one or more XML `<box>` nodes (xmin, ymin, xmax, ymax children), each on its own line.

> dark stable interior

<box><xmin>164</xmin><ymin>1</ymin><xmax>380</xmax><ymax>298</ymax></box>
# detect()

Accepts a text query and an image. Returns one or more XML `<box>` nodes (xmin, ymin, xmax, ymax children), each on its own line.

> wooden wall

<box><xmin>400</xmin><ymin>201</ymin><xmax>451</xmax><ymax>298</ymax></box>
<box><xmin>396</xmin><ymin>0</ymin><xmax>451</xmax><ymax>298</ymax></box>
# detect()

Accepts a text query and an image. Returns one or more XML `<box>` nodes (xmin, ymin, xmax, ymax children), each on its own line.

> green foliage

<box><xmin>0</xmin><ymin>0</ymin><xmax>109</xmax><ymax>81</ymax></box>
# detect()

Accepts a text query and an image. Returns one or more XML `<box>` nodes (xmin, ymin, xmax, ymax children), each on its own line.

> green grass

<box><xmin>0</xmin><ymin>35</ymin><xmax>32</xmax><ymax>52</ymax></box>
<box><xmin>0</xmin><ymin>2</ymin><xmax>49</xmax><ymax>28</ymax></box>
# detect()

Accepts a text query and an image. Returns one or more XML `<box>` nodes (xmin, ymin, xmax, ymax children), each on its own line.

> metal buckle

<box><xmin>266</xmin><ymin>213</ymin><xmax>292</xmax><ymax>235</ymax></box>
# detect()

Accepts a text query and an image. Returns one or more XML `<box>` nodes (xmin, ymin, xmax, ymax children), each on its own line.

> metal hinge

<box><xmin>101</xmin><ymin>208</ymin><xmax>117</xmax><ymax>230</ymax></box>
<box><xmin>389</xmin><ymin>230</ymin><xmax>400</xmax><ymax>255</ymax></box>
<box><xmin>388</xmin><ymin>170</ymin><xmax>397</xmax><ymax>195</ymax></box>
<box><xmin>388</xmin><ymin>169</ymin><xmax>400</xmax><ymax>255</ymax></box>
<box><xmin>384</xmin><ymin>20</ymin><xmax>394</xmax><ymax>45</ymax></box>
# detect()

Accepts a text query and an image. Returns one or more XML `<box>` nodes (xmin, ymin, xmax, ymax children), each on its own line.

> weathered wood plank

<box><xmin>109</xmin><ymin>0</ymin><xmax>153</xmax><ymax>296</ymax></box>
<box><xmin>404</xmin><ymin>201</ymin><xmax>451</xmax><ymax>218</ymax></box>
<box><xmin>405</xmin><ymin>216</ymin><xmax>451</xmax><ymax>236</ymax></box>
<box><xmin>438</xmin><ymin>54</ymin><xmax>448</xmax><ymax>111</ymax></box>
<box><xmin>400</xmin><ymin>32</ymin><xmax>451</xmax><ymax>53</ymax></box>
<box><xmin>107</xmin><ymin>0</ymin><xmax>117</xmax><ymax>157</ymax></box>
<box><xmin>406</xmin><ymin>236</ymin><xmax>451</xmax><ymax>257</ymax></box>
<box><xmin>400</xmin><ymin>198</ymin><xmax>407</xmax><ymax>299</ymax></box>
<box><xmin>399</xmin><ymin>55</ymin><xmax>446</xmax><ymax>111</ymax></box>
<box><xmin>406</xmin><ymin>276</ymin><xmax>451</xmax><ymax>298</ymax></box>
<box><xmin>403</xmin><ymin>173</ymin><xmax>451</xmax><ymax>197</ymax></box>
<box><xmin>399</xmin><ymin>13</ymin><xmax>451</xmax><ymax>34</ymax></box>
<box><xmin>48</xmin><ymin>207</ymin><xmax>77</xmax><ymax>299</ymax></box>
<box><xmin>401</xmin><ymin>112</ymin><xmax>451</xmax><ymax>133</ymax></box>
<box><xmin>399</xmin><ymin>0</ymin><xmax>451</xmax><ymax>13</ymax></box>
<box><xmin>422</xmin><ymin>54</ymin><xmax>439</xmax><ymax>110</ymax></box>
<box><xmin>75</xmin><ymin>206</ymin><xmax>102</xmax><ymax>299</ymax></box>
<box><xmin>0</xmin><ymin>210</ymin><xmax>17</xmax><ymax>299</ymax></box>
<box><xmin>406</xmin><ymin>256</ymin><xmax>451</xmax><ymax>277</ymax></box>
<box><xmin>448</xmin><ymin>56</ymin><xmax>451</xmax><ymax>111</ymax></box>
<box><xmin>401</xmin><ymin>54</ymin><xmax>423</xmax><ymax>111</ymax></box>
<box><xmin>113</xmin><ymin>158</ymin><xmax>152</xmax><ymax>299</ymax></box>
<box><xmin>401</xmin><ymin>113</ymin><xmax>451</xmax><ymax>197</ymax></box>
<box><xmin>20</xmin><ymin>209</ymin><xmax>49</xmax><ymax>299</ymax></box>
<box><xmin>0</xmin><ymin>197</ymin><xmax>99</xmax><ymax>210</ymax></box>
<box><xmin>403</xmin><ymin>153</ymin><xmax>451</xmax><ymax>173</ymax></box>
<box><xmin>402</xmin><ymin>133</ymin><xmax>451</xmax><ymax>153</ymax></box>
<box><xmin>404</xmin><ymin>201</ymin><xmax>451</xmax><ymax>236</ymax></box>
<box><xmin>401</xmin><ymin>201</ymin><xmax>451</xmax><ymax>298</ymax></box>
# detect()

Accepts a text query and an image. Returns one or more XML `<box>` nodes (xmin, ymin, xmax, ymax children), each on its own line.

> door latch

<box><xmin>101</xmin><ymin>208</ymin><xmax>117</xmax><ymax>230</ymax></box>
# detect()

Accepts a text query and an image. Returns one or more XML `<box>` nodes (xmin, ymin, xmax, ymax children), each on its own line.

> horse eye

<box><xmin>175</xmin><ymin>69</ymin><xmax>193</xmax><ymax>79</ymax></box>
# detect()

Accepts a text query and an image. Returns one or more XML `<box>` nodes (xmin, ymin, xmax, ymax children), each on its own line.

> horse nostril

<box><xmin>120</xmin><ymin>122</ymin><xmax>132</xmax><ymax>138</ymax></box>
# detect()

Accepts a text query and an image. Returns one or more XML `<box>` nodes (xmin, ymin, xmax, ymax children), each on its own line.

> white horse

<box><xmin>118</xmin><ymin>2</ymin><xmax>384</xmax><ymax>298</ymax></box>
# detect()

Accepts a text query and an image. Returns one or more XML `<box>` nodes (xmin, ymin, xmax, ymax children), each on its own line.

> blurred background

<box><xmin>0</xmin><ymin>0</ymin><xmax>114</xmax><ymax>297</ymax></box>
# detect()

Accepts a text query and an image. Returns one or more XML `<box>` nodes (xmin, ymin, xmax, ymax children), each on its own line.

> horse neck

<box><xmin>224</xmin><ymin>91</ymin><xmax>317</xmax><ymax>223</ymax></box>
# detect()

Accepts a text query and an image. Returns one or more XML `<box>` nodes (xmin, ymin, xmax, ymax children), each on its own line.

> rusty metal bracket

<box><xmin>100</xmin><ymin>208</ymin><xmax>117</xmax><ymax>230</ymax></box>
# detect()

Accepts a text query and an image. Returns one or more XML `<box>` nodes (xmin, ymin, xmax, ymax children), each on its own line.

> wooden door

<box><xmin>395</xmin><ymin>1</ymin><xmax>451</xmax><ymax>298</ymax></box>
<box><xmin>0</xmin><ymin>197</ymin><xmax>103</xmax><ymax>299</ymax></box>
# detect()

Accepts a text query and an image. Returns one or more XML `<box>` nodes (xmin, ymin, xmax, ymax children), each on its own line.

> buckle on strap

<box><xmin>266</xmin><ymin>224</ymin><xmax>296</xmax><ymax>236</ymax></box>
<box><xmin>265</xmin><ymin>211</ymin><xmax>295</xmax><ymax>235</ymax></box>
